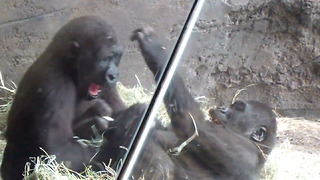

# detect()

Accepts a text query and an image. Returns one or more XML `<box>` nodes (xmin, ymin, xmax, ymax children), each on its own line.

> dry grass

<box><xmin>0</xmin><ymin>71</ymin><xmax>16</xmax><ymax>130</ymax></box>
<box><xmin>261</xmin><ymin>117</ymin><xmax>320</xmax><ymax>180</ymax></box>
<box><xmin>117</xmin><ymin>81</ymin><xmax>171</xmax><ymax>126</ymax></box>
<box><xmin>0</xmin><ymin>80</ymin><xmax>319</xmax><ymax>180</ymax></box>
<box><xmin>24</xmin><ymin>153</ymin><xmax>116</xmax><ymax>180</ymax></box>
<box><xmin>116</xmin><ymin>81</ymin><xmax>153</xmax><ymax>107</ymax></box>
<box><xmin>262</xmin><ymin>143</ymin><xmax>320</xmax><ymax>180</ymax></box>
<box><xmin>0</xmin><ymin>71</ymin><xmax>16</xmax><ymax>114</ymax></box>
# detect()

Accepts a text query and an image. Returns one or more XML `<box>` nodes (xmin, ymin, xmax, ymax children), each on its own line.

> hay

<box><xmin>0</xmin><ymin>71</ymin><xmax>16</xmax><ymax>131</ymax></box>
<box><xmin>116</xmin><ymin>82</ymin><xmax>153</xmax><ymax>107</ymax></box>
<box><xmin>0</xmin><ymin>71</ymin><xmax>16</xmax><ymax>114</ymax></box>
<box><xmin>117</xmin><ymin>81</ymin><xmax>171</xmax><ymax>126</ymax></box>
<box><xmin>0</xmin><ymin>80</ymin><xmax>319</xmax><ymax>180</ymax></box>
<box><xmin>262</xmin><ymin>144</ymin><xmax>320</xmax><ymax>180</ymax></box>
<box><xmin>24</xmin><ymin>153</ymin><xmax>116</xmax><ymax>180</ymax></box>
<box><xmin>261</xmin><ymin>118</ymin><xmax>320</xmax><ymax>180</ymax></box>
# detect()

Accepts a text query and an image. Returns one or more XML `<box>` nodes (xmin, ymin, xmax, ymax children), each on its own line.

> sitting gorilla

<box><xmin>1</xmin><ymin>16</ymin><xmax>145</xmax><ymax>180</ymax></box>
<box><xmin>129</xmin><ymin>28</ymin><xmax>277</xmax><ymax>180</ymax></box>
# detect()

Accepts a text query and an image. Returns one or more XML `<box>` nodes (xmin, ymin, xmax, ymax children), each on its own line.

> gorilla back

<box><xmin>1</xmin><ymin>16</ymin><xmax>123</xmax><ymax>180</ymax></box>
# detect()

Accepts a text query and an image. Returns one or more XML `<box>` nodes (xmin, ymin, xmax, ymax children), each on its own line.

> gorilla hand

<box><xmin>74</xmin><ymin>99</ymin><xmax>113</xmax><ymax>138</ymax></box>
<box><xmin>131</xmin><ymin>27</ymin><xmax>168</xmax><ymax>75</ymax></box>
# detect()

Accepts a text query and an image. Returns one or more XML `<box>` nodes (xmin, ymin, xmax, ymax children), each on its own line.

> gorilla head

<box><xmin>47</xmin><ymin>16</ymin><xmax>123</xmax><ymax>99</ymax></box>
<box><xmin>209</xmin><ymin>100</ymin><xmax>277</xmax><ymax>155</ymax></box>
<box><xmin>1</xmin><ymin>16</ymin><xmax>130</xmax><ymax>180</ymax></box>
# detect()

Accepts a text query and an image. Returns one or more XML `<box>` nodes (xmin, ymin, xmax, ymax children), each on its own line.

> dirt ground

<box><xmin>0</xmin><ymin>0</ymin><xmax>320</xmax><ymax>179</ymax></box>
<box><xmin>0</xmin><ymin>81</ymin><xmax>318</xmax><ymax>179</ymax></box>
<box><xmin>262</xmin><ymin>117</ymin><xmax>320</xmax><ymax>180</ymax></box>
<box><xmin>276</xmin><ymin>118</ymin><xmax>320</xmax><ymax>153</ymax></box>
<box><xmin>0</xmin><ymin>116</ymin><xmax>319</xmax><ymax>180</ymax></box>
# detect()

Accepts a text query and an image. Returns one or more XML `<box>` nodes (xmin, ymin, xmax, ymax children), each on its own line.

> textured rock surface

<box><xmin>0</xmin><ymin>0</ymin><xmax>193</xmax><ymax>89</ymax></box>
<box><xmin>0</xmin><ymin>0</ymin><xmax>319</xmax><ymax>116</ymax></box>
<box><xmin>180</xmin><ymin>0</ymin><xmax>320</xmax><ymax>116</ymax></box>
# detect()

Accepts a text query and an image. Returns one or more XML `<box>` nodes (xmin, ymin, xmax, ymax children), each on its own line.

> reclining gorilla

<box><xmin>130</xmin><ymin>28</ymin><xmax>277</xmax><ymax>180</ymax></box>
<box><xmin>1</xmin><ymin>16</ymin><xmax>145</xmax><ymax>180</ymax></box>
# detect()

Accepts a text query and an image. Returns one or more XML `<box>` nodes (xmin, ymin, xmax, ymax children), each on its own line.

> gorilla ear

<box><xmin>251</xmin><ymin>126</ymin><xmax>267</xmax><ymax>142</ymax></box>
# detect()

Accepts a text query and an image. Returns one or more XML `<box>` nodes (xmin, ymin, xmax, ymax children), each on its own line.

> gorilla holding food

<box><xmin>130</xmin><ymin>28</ymin><xmax>277</xmax><ymax>180</ymax></box>
<box><xmin>1</xmin><ymin>16</ymin><xmax>145</xmax><ymax>180</ymax></box>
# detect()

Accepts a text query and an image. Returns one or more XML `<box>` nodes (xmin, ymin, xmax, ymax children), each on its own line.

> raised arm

<box><xmin>131</xmin><ymin>28</ymin><xmax>204</xmax><ymax>140</ymax></box>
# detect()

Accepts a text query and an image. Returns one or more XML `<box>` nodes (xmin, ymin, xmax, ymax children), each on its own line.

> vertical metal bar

<box><xmin>117</xmin><ymin>0</ymin><xmax>205</xmax><ymax>179</ymax></box>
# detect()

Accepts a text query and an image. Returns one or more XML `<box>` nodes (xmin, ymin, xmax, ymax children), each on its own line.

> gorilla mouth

<box><xmin>208</xmin><ymin>108</ymin><xmax>222</xmax><ymax>125</ymax></box>
<box><xmin>88</xmin><ymin>83</ymin><xmax>102</xmax><ymax>98</ymax></box>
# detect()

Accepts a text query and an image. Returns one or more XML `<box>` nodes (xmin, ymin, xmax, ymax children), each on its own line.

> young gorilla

<box><xmin>1</xmin><ymin>16</ymin><xmax>145</xmax><ymax>180</ymax></box>
<box><xmin>131</xmin><ymin>28</ymin><xmax>277</xmax><ymax>180</ymax></box>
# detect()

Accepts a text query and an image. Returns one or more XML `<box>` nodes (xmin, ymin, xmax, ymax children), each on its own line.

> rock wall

<box><xmin>0</xmin><ymin>0</ymin><xmax>193</xmax><ymax>89</ymax></box>
<box><xmin>0</xmin><ymin>0</ymin><xmax>319</xmax><ymax>117</ymax></box>
<box><xmin>179</xmin><ymin>0</ymin><xmax>320</xmax><ymax>117</ymax></box>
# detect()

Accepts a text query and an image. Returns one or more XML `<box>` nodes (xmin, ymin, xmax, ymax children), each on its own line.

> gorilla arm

<box><xmin>132</xmin><ymin>28</ymin><xmax>263</xmax><ymax>179</ymax></box>
<box><xmin>131</xmin><ymin>28</ymin><xmax>203</xmax><ymax>140</ymax></box>
<box><xmin>39</xmin><ymin>77</ymin><xmax>96</xmax><ymax>171</ymax></box>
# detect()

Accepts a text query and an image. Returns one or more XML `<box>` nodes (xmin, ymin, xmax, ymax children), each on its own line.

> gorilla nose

<box><xmin>108</xmin><ymin>74</ymin><xmax>116</xmax><ymax>81</ymax></box>
<box><xmin>106</xmin><ymin>72</ymin><xmax>118</xmax><ymax>83</ymax></box>
<box><xmin>106</xmin><ymin>67</ymin><xmax>119</xmax><ymax>86</ymax></box>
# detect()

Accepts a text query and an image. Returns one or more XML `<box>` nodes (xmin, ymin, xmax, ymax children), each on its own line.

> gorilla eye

<box><xmin>251</xmin><ymin>126</ymin><xmax>267</xmax><ymax>142</ymax></box>
<box><xmin>100</xmin><ymin>55</ymin><xmax>113</xmax><ymax>63</ymax></box>
<box><xmin>231</xmin><ymin>101</ymin><xmax>246</xmax><ymax>112</ymax></box>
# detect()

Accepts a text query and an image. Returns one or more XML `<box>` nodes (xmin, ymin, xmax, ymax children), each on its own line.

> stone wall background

<box><xmin>0</xmin><ymin>0</ymin><xmax>319</xmax><ymax>118</ymax></box>
<box><xmin>0</xmin><ymin>0</ymin><xmax>193</xmax><ymax>90</ymax></box>
<box><xmin>179</xmin><ymin>0</ymin><xmax>320</xmax><ymax>118</ymax></box>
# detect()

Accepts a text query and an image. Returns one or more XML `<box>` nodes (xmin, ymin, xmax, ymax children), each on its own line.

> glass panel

<box><xmin>1</xmin><ymin>0</ymin><xmax>319</xmax><ymax>180</ymax></box>
<box><xmin>124</xmin><ymin>0</ymin><xmax>320</xmax><ymax>180</ymax></box>
<box><xmin>0</xmin><ymin>1</ymin><xmax>194</xmax><ymax>180</ymax></box>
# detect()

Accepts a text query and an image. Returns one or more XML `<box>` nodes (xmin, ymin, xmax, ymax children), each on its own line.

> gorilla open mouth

<box><xmin>88</xmin><ymin>83</ymin><xmax>102</xmax><ymax>98</ymax></box>
<box><xmin>208</xmin><ymin>108</ymin><xmax>223</xmax><ymax>125</ymax></box>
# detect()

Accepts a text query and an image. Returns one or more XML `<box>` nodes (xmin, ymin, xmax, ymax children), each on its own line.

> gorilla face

<box><xmin>77</xmin><ymin>43</ymin><xmax>123</xmax><ymax>99</ymax></box>
<box><xmin>52</xmin><ymin>16</ymin><xmax>124</xmax><ymax>99</ymax></box>
<box><xmin>129</xmin><ymin>27</ymin><xmax>278</xmax><ymax>180</ymax></box>
<box><xmin>209</xmin><ymin>100</ymin><xmax>276</xmax><ymax>144</ymax></box>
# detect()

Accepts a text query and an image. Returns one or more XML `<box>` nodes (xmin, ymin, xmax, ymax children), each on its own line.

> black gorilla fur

<box><xmin>0</xmin><ymin>16</ymin><xmax>277</xmax><ymax>180</ymax></box>
<box><xmin>1</xmin><ymin>16</ymin><xmax>145</xmax><ymax>180</ymax></box>
<box><xmin>130</xmin><ymin>27</ymin><xmax>277</xmax><ymax>180</ymax></box>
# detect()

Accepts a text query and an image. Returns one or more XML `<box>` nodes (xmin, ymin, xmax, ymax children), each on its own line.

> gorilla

<box><xmin>1</xmin><ymin>16</ymin><xmax>145</xmax><ymax>180</ymax></box>
<box><xmin>129</xmin><ymin>27</ymin><xmax>277</xmax><ymax>180</ymax></box>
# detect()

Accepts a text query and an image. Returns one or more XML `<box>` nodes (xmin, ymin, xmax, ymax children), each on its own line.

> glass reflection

<box><xmin>125</xmin><ymin>0</ymin><xmax>320</xmax><ymax>180</ymax></box>
<box><xmin>0</xmin><ymin>0</ymin><xmax>194</xmax><ymax>180</ymax></box>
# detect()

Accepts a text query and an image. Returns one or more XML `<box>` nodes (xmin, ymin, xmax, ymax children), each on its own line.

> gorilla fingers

<box><xmin>131</xmin><ymin>27</ymin><xmax>277</xmax><ymax>180</ymax></box>
<box><xmin>73</xmin><ymin>99</ymin><xmax>113</xmax><ymax>139</ymax></box>
<box><xmin>1</xmin><ymin>16</ymin><xmax>142</xmax><ymax>180</ymax></box>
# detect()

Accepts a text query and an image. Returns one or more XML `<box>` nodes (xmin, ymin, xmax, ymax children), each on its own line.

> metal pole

<box><xmin>117</xmin><ymin>0</ymin><xmax>205</xmax><ymax>179</ymax></box>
